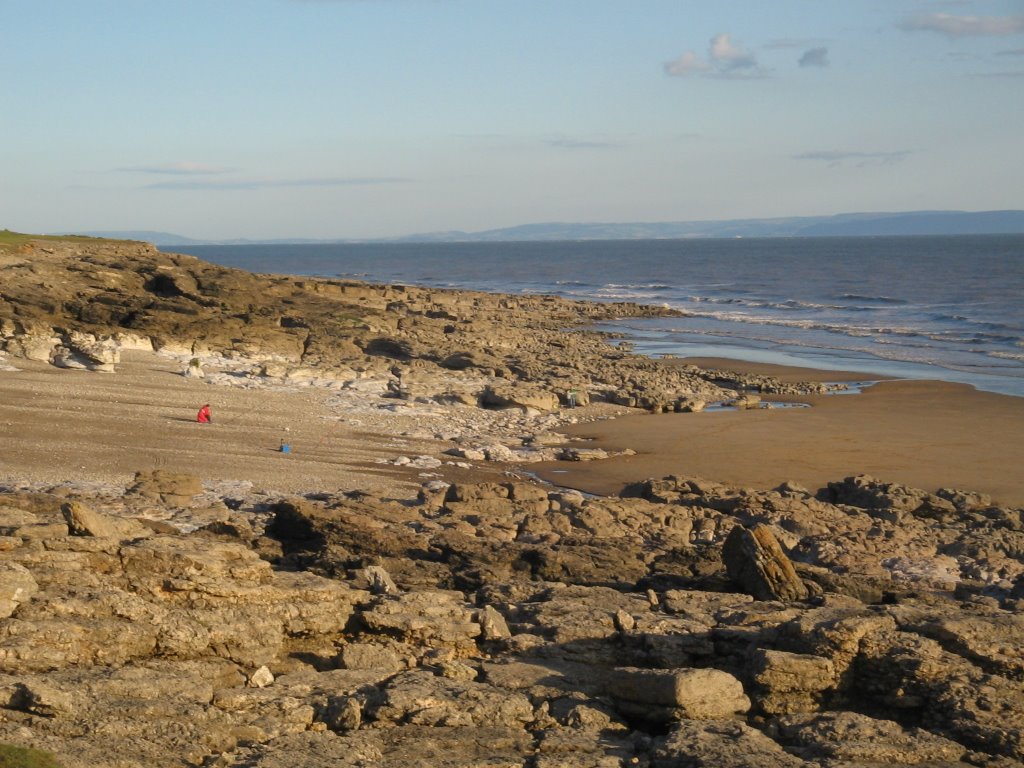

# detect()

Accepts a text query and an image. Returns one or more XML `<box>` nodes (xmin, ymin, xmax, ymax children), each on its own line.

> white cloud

<box><xmin>665</xmin><ymin>34</ymin><xmax>761</xmax><ymax>79</ymax></box>
<box><xmin>898</xmin><ymin>13</ymin><xmax>1024</xmax><ymax>38</ymax></box>
<box><xmin>664</xmin><ymin>51</ymin><xmax>708</xmax><ymax>77</ymax></box>
<box><xmin>798</xmin><ymin>47</ymin><xmax>829</xmax><ymax>68</ymax></box>
<box><xmin>709</xmin><ymin>33</ymin><xmax>757</xmax><ymax>71</ymax></box>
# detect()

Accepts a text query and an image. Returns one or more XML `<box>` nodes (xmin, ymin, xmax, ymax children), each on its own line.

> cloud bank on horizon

<box><xmin>0</xmin><ymin>0</ymin><xmax>1021</xmax><ymax>239</ymax></box>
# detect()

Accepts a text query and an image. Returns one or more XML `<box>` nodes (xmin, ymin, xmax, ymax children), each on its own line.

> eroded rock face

<box><xmin>1</xmin><ymin>471</ymin><xmax>1023</xmax><ymax>766</ymax></box>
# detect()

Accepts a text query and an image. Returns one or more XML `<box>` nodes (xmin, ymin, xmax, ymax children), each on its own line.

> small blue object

<box><xmin>280</xmin><ymin>443</ymin><xmax>291</xmax><ymax>453</ymax></box>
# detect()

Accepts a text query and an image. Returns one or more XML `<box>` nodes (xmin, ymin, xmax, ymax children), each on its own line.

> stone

<box><xmin>728</xmin><ymin>394</ymin><xmax>762</xmax><ymax>410</ymax></box>
<box><xmin>322</xmin><ymin>695</ymin><xmax>362</xmax><ymax>732</ymax></box>
<box><xmin>821</xmin><ymin>474</ymin><xmax>958</xmax><ymax>520</ymax></box>
<box><xmin>723</xmin><ymin>524</ymin><xmax>809</xmax><ymax>602</ymax></box>
<box><xmin>363</xmin><ymin>565</ymin><xmax>398</xmax><ymax>595</ymax></box>
<box><xmin>557</xmin><ymin>447</ymin><xmax>610</xmax><ymax>462</ymax></box>
<box><xmin>4</xmin><ymin>332</ymin><xmax>58</xmax><ymax>362</ymax></box>
<box><xmin>61</xmin><ymin>501</ymin><xmax>148</xmax><ymax>540</ymax></box>
<box><xmin>748</xmin><ymin>649</ymin><xmax>837</xmax><ymax>715</ymax></box>
<box><xmin>50</xmin><ymin>332</ymin><xmax>120</xmax><ymax>372</ymax></box>
<box><xmin>0</xmin><ymin>562</ymin><xmax>38</xmax><ymax>618</ymax></box>
<box><xmin>183</xmin><ymin>360</ymin><xmax>205</xmax><ymax>378</ymax></box>
<box><xmin>477</xmin><ymin>605</ymin><xmax>512</xmax><ymax>640</ymax></box>
<box><xmin>249</xmin><ymin>665</ymin><xmax>275</xmax><ymax>688</ymax></box>
<box><xmin>481</xmin><ymin>384</ymin><xmax>560</xmax><ymax>412</ymax></box>
<box><xmin>126</xmin><ymin>470</ymin><xmax>204</xmax><ymax>507</ymax></box>
<box><xmin>613</xmin><ymin>609</ymin><xmax>636</xmax><ymax>632</ymax></box>
<box><xmin>604</xmin><ymin>667</ymin><xmax>750</xmax><ymax>721</ymax></box>
<box><xmin>11</xmin><ymin>681</ymin><xmax>75</xmax><ymax>717</ymax></box>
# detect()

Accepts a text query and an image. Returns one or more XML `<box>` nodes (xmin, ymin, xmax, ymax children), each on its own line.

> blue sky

<box><xmin>2</xmin><ymin>0</ymin><xmax>1022</xmax><ymax>239</ymax></box>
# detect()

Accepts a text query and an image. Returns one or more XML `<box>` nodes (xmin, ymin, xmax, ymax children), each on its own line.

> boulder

<box><xmin>0</xmin><ymin>562</ymin><xmax>38</xmax><ymax>618</ymax></box>
<box><xmin>5</xmin><ymin>332</ymin><xmax>58</xmax><ymax>362</ymax></box>
<box><xmin>605</xmin><ymin>667</ymin><xmax>750</xmax><ymax>722</ymax></box>
<box><xmin>50</xmin><ymin>332</ymin><xmax>120</xmax><ymax>372</ymax></box>
<box><xmin>481</xmin><ymin>384</ymin><xmax>560</xmax><ymax>412</ymax></box>
<box><xmin>61</xmin><ymin>501</ymin><xmax>149</xmax><ymax>540</ymax></box>
<box><xmin>126</xmin><ymin>470</ymin><xmax>204</xmax><ymax>507</ymax></box>
<box><xmin>723</xmin><ymin>524</ymin><xmax>809</xmax><ymax>602</ymax></box>
<box><xmin>748</xmin><ymin>649</ymin><xmax>837</xmax><ymax>714</ymax></box>
<box><xmin>820</xmin><ymin>475</ymin><xmax>958</xmax><ymax>520</ymax></box>
<box><xmin>728</xmin><ymin>394</ymin><xmax>762</xmax><ymax>410</ymax></box>
<box><xmin>557</xmin><ymin>447</ymin><xmax>610</xmax><ymax>462</ymax></box>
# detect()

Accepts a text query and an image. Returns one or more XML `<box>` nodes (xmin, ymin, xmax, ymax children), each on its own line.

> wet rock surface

<box><xmin>0</xmin><ymin>470</ymin><xmax>1021</xmax><ymax>766</ymax></box>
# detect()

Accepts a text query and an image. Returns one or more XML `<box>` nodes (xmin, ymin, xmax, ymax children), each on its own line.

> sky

<box><xmin>2</xmin><ymin>0</ymin><xmax>1023</xmax><ymax>240</ymax></box>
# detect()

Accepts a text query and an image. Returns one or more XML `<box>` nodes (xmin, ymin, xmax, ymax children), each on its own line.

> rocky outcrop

<box><xmin>1</xmin><ymin>470</ymin><xmax>1023</xmax><ymax>766</ymax></box>
<box><xmin>0</xmin><ymin>237</ymin><xmax>838</xmax><ymax>416</ymax></box>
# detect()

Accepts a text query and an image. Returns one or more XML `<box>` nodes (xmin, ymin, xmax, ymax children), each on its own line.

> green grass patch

<box><xmin>0</xmin><ymin>743</ymin><xmax>62</xmax><ymax>768</ymax></box>
<box><xmin>0</xmin><ymin>229</ymin><xmax>135</xmax><ymax>252</ymax></box>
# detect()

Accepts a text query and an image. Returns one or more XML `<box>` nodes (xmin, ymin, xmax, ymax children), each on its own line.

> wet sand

<box><xmin>533</xmin><ymin>359</ymin><xmax>1024</xmax><ymax>507</ymax></box>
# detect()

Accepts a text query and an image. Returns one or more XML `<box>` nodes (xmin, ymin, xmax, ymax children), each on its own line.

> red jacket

<box><xmin>197</xmin><ymin>405</ymin><xmax>211</xmax><ymax>423</ymax></box>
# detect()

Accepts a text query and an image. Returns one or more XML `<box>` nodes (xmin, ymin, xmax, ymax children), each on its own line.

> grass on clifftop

<box><xmin>0</xmin><ymin>744</ymin><xmax>62</xmax><ymax>768</ymax></box>
<box><xmin>0</xmin><ymin>229</ymin><xmax>135</xmax><ymax>253</ymax></box>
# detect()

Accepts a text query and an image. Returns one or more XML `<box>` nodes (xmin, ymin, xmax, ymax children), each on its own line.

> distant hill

<box><xmin>63</xmin><ymin>231</ymin><xmax>211</xmax><ymax>246</ymax></box>
<box><xmin>788</xmin><ymin>210</ymin><xmax>1024</xmax><ymax>237</ymax></box>
<box><xmin>71</xmin><ymin>210</ymin><xmax>1024</xmax><ymax>246</ymax></box>
<box><xmin>395</xmin><ymin>210</ymin><xmax>1024</xmax><ymax>241</ymax></box>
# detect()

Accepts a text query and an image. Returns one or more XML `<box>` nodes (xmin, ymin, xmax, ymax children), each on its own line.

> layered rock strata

<box><xmin>0</xmin><ymin>471</ymin><xmax>1021</xmax><ymax>766</ymax></box>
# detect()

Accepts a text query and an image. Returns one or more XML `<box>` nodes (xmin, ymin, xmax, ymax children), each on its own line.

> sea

<box><xmin>171</xmin><ymin>235</ymin><xmax>1024</xmax><ymax>398</ymax></box>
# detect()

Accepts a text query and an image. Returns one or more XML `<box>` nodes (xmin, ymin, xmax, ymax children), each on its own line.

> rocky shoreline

<box><xmin>1</xmin><ymin>471</ymin><xmax>1022</xmax><ymax>767</ymax></box>
<box><xmin>1</xmin><ymin>238</ymin><xmax>1022</xmax><ymax>766</ymax></box>
<box><xmin>0</xmin><ymin>238</ymin><xmax>840</xmax><ymax>409</ymax></box>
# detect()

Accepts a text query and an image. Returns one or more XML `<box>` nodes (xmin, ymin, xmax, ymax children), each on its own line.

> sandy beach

<box><xmin>0</xmin><ymin>351</ymin><xmax>459</xmax><ymax>496</ymax></box>
<box><xmin>5</xmin><ymin>350</ymin><xmax>1022</xmax><ymax>508</ymax></box>
<box><xmin>533</xmin><ymin>357</ymin><xmax>1024</xmax><ymax>507</ymax></box>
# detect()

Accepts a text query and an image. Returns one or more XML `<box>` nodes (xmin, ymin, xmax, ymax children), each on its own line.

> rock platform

<box><xmin>0</xmin><ymin>471</ymin><xmax>1022</xmax><ymax>766</ymax></box>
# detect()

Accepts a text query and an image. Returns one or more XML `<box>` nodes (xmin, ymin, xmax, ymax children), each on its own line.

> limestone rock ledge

<box><xmin>0</xmin><ymin>470</ymin><xmax>1021</xmax><ymax>766</ymax></box>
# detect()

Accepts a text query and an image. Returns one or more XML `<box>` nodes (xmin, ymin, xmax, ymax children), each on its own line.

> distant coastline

<box><xmin>67</xmin><ymin>209</ymin><xmax>1024</xmax><ymax>246</ymax></box>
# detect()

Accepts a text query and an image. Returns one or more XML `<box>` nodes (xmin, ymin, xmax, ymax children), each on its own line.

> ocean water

<box><xmin>173</xmin><ymin>236</ymin><xmax>1024</xmax><ymax>397</ymax></box>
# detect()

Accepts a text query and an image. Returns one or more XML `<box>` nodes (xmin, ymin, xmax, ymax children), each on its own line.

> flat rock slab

<box><xmin>604</xmin><ymin>667</ymin><xmax>750</xmax><ymax>721</ymax></box>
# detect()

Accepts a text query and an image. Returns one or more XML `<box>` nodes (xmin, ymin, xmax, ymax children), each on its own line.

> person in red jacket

<box><xmin>197</xmin><ymin>404</ymin><xmax>212</xmax><ymax>424</ymax></box>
